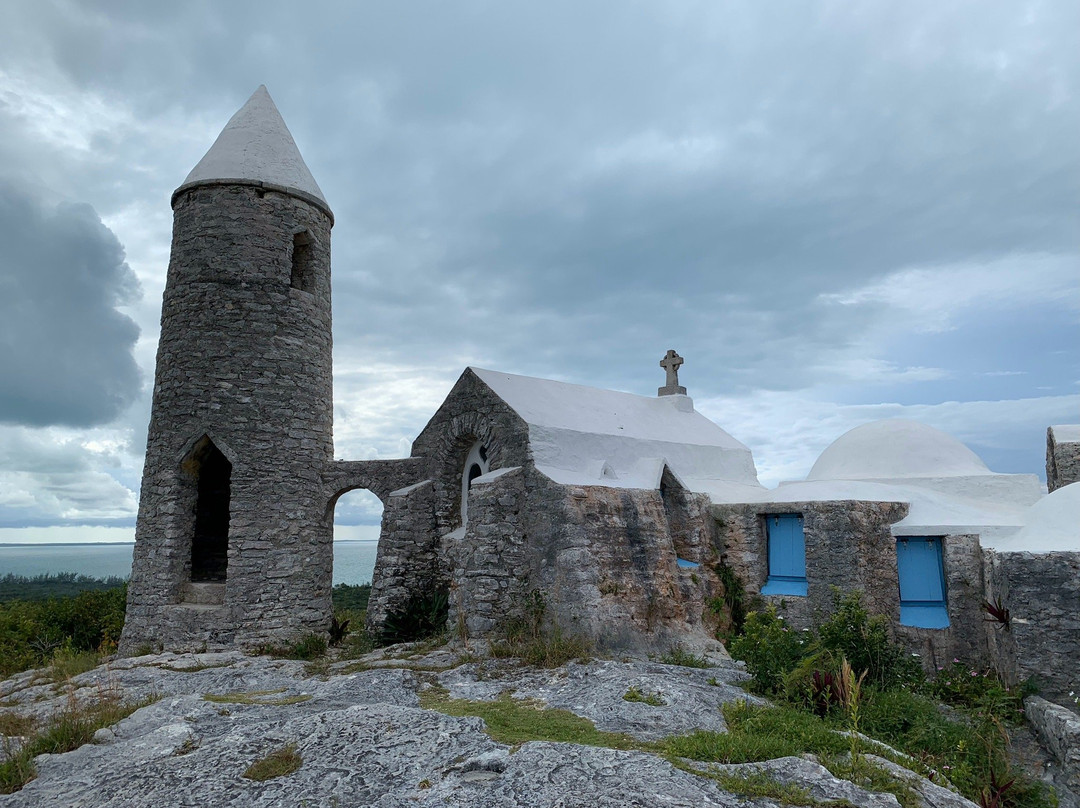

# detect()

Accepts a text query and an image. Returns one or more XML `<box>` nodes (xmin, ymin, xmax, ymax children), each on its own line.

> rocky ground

<box><xmin>0</xmin><ymin>642</ymin><xmax>1060</xmax><ymax>808</ymax></box>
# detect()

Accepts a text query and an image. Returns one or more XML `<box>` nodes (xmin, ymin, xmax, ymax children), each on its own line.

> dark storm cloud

<box><xmin>0</xmin><ymin>182</ymin><xmax>141</xmax><ymax>426</ymax></box>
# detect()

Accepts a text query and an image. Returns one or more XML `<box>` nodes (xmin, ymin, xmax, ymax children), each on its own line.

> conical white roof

<box><xmin>182</xmin><ymin>86</ymin><xmax>327</xmax><ymax>206</ymax></box>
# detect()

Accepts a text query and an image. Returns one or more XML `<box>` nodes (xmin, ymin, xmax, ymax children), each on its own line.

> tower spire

<box><xmin>179</xmin><ymin>85</ymin><xmax>328</xmax><ymax>211</ymax></box>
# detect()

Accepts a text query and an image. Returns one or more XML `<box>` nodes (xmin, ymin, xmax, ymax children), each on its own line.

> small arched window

<box><xmin>290</xmin><ymin>231</ymin><xmax>315</xmax><ymax>293</ymax></box>
<box><xmin>460</xmin><ymin>441</ymin><xmax>490</xmax><ymax>525</ymax></box>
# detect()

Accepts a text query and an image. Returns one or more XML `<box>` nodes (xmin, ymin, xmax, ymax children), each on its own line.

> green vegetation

<box><xmin>623</xmin><ymin>686</ymin><xmax>665</xmax><ymax>706</ymax></box>
<box><xmin>658</xmin><ymin>646</ymin><xmax>711</xmax><ymax>669</ymax></box>
<box><xmin>490</xmin><ymin>589</ymin><xmax>592</xmax><ymax>667</ymax></box>
<box><xmin>0</xmin><ymin>573</ymin><xmax>128</xmax><ymax>603</ymax></box>
<box><xmin>0</xmin><ymin>693</ymin><xmax>157</xmax><ymax>794</ymax></box>
<box><xmin>420</xmin><ymin>687</ymin><xmax>642</xmax><ymax>750</ymax></box>
<box><xmin>255</xmin><ymin>633</ymin><xmax>328</xmax><ymax>661</ymax></box>
<box><xmin>331</xmin><ymin>583</ymin><xmax>371</xmax><ymax>613</ymax></box>
<box><xmin>667</xmin><ymin>700</ymin><xmax>851</xmax><ymax>763</ymax></box>
<box><xmin>242</xmin><ymin>743</ymin><xmax>303</xmax><ymax>781</ymax></box>
<box><xmin>203</xmin><ymin>688</ymin><xmax>311</xmax><ymax>706</ymax></box>
<box><xmin>0</xmin><ymin>584</ymin><xmax>127</xmax><ymax>678</ymax></box>
<box><xmin>380</xmin><ymin>590</ymin><xmax>449</xmax><ymax>646</ymax></box>
<box><xmin>724</xmin><ymin>589</ymin><xmax>1054</xmax><ymax>808</ymax></box>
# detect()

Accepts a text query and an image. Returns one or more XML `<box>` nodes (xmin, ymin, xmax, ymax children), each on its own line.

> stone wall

<box><xmin>410</xmin><ymin>369</ymin><xmax>534</xmax><ymax>537</ymax></box>
<box><xmin>713</xmin><ymin>501</ymin><xmax>991</xmax><ymax>669</ymax></box>
<box><xmin>365</xmin><ymin>480</ymin><xmax>442</xmax><ymax>631</ymax></box>
<box><xmin>121</xmin><ymin>182</ymin><xmax>336</xmax><ymax>654</ymax></box>
<box><xmin>1047</xmin><ymin>427</ymin><xmax>1080</xmax><ymax>492</ymax></box>
<box><xmin>1025</xmin><ymin>696</ymin><xmax>1080</xmax><ymax>796</ymax></box>
<box><xmin>442</xmin><ymin>464</ymin><xmax>724</xmax><ymax>652</ymax></box>
<box><xmin>985</xmin><ymin>550</ymin><xmax>1080</xmax><ymax>699</ymax></box>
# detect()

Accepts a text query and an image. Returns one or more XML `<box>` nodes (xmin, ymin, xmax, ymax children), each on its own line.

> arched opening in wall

<box><xmin>332</xmin><ymin>489</ymin><xmax>384</xmax><ymax>614</ymax></box>
<box><xmin>184</xmin><ymin>437</ymin><xmax>231</xmax><ymax>583</ymax></box>
<box><xmin>290</xmin><ymin>231</ymin><xmax>314</xmax><ymax>292</ymax></box>
<box><xmin>460</xmin><ymin>440</ymin><xmax>490</xmax><ymax>526</ymax></box>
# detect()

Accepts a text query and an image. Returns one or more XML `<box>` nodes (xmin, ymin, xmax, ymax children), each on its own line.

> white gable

<box><xmin>470</xmin><ymin>367</ymin><xmax>763</xmax><ymax>496</ymax></box>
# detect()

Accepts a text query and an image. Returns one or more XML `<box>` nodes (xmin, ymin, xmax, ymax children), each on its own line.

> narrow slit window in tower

<box><xmin>290</xmin><ymin>231</ymin><xmax>315</xmax><ymax>292</ymax></box>
<box><xmin>191</xmin><ymin>441</ymin><xmax>232</xmax><ymax>582</ymax></box>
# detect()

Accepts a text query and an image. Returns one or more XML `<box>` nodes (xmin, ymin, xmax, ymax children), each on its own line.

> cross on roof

<box><xmin>658</xmin><ymin>350</ymin><xmax>687</xmax><ymax>396</ymax></box>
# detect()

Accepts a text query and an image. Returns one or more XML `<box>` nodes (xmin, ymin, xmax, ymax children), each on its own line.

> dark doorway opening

<box><xmin>190</xmin><ymin>440</ymin><xmax>231</xmax><ymax>582</ymax></box>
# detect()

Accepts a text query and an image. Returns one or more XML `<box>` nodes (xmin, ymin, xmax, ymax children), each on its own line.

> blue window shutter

<box><xmin>762</xmin><ymin>514</ymin><xmax>807</xmax><ymax>596</ymax></box>
<box><xmin>896</xmin><ymin>537</ymin><xmax>948</xmax><ymax>629</ymax></box>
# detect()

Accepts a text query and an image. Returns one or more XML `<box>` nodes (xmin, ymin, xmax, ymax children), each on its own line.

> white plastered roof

<box><xmin>1001</xmin><ymin>481</ymin><xmax>1080</xmax><ymax>552</ymax></box>
<box><xmin>182</xmin><ymin>85</ymin><xmax>327</xmax><ymax>205</ymax></box>
<box><xmin>756</xmin><ymin>419</ymin><xmax>1045</xmax><ymax>546</ymax></box>
<box><xmin>470</xmin><ymin>367</ymin><xmax>763</xmax><ymax>496</ymax></box>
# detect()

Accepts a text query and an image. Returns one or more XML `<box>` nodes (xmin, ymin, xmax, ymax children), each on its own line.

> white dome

<box><xmin>808</xmin><ymin>419</ymin><xmax>993</xmax><ymax>481</ymax></box>
<box><xmin>1013</xmin><ymin>482</ymin><xmax>1080</xmax><ymax>552</ymax></box>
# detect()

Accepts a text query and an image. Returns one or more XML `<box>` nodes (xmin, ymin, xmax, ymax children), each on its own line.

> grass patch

<box><xmin>255</xmin><ymin>633</ymin><xmax>327</xmax><ymax>661</ymax></box>
<box><xmin>202</xmin><ymin>689</ymin><xmax>311</xmax><ymax>706</ymax></box>
<box><xmin>623</xmin><ymin>686</ymin><xmax>665</xmax><ymax>706</ymax></box>
<box><xmin>420</xmin><ymin>686</ymin><xmax>644</xmax><ymax>751</ymax></box>
<box><xmin>490</xmin><ymin>626</ymin><xmax>592</xmax><ymax>668</ymax></box>
<box><xmin>670</xmin><ymin>762</ymin><xmax>842</xmax><ymax>807</ymax></box>
<box><xmin>0</xmin><ymin>713</ymin><xmax>36</xmax><ymax>736</ymax></box>
<box><xmin>242</xmin><ymin>743</ymin><xmax>302</xmax><ymax>781</ymax></box>
<box><xmin>48</xmin><ymin>649</ymin><xmax>101</xmax><ymax>682</ymax></box>
<box><xmin>0</xmin><ymin>693</ymin><xmax>157</xmax><ymax>794</ymax></box>
<box><xmin>666</xmin><ymin>700</ymin><xmax>853</xmax><ymax>764</ymax></box>
<box><xmin>658</xmin><ymin>646</ymin><xmax>711</xmax><ymax>669</ymax></box>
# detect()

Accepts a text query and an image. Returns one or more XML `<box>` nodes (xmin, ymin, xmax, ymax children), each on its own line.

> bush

<box><xmin>816</xmin><ymin>590</ymin><xmax>924</xmax><ymax>691</ymax></box>
<box><xmin>379</xmin><ymin>589</ymin><xmax>449</xmax><ymax>646</ymax></box>
<box><xmin>0</xmin><ymin>586</ymin><xmax>127</xmax><ymax>678</ymax></box>
<box><xmin>331</xmin><ymin>583</ymin><xmax>371</xmax><ymax>613</ymax></box>
<box><xmin>727</xmin><ymin>605</ymin><xmax>809</xmax><ymax>694</ymax></box>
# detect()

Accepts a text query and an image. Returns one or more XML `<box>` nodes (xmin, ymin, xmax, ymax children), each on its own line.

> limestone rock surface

<box><xmin>0</xmin><ymin>646</ymin><xmax>978</xmax><ymax>808</ymax></box>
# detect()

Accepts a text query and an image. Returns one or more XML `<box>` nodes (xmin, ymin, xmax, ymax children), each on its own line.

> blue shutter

<box><xmin>896</xmin><ymin>537</ymin><xmax>949</xmax><ymax>629</ymax></box>
<box><xmin>762</xmin><ymin>514</ymin><xmax>807</xmax><ymax>597</ymax></box>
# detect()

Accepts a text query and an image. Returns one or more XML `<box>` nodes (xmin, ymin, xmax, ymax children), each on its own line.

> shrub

<box><xmin>927</xmin><ymin>661</ymin><xmax>1028</xmax><ymax>723</ymax></box>
<box><xmin>709</xmin><ymin>562</ymin><xmax>752</xmax><ymax>639</ymax></box>
<box><xmin>817</xmin><ymin>590</ymin><xmax>923</xmax><ymax>691</ymax></box>
<box><xmin>0</xmin><ymin>585</ymin><xmax>127</xmax><ymax>678</ymax></box>
<box><xmin>379</xmin><ymin>589</ymin><xmax>449</xmax><ymax>646</ymax></box>
<box><xmin>782</xmin><ymin>649</ymin><xmax>844</xmax><ymax>716</ymax></box>
<box><xmin>331</xmin><ymin>583</ymin><xmax>371</xmax><ymax>613</ymax></box>
<box><xmin>727</xmin><ymin>605</ymin><xmax>809</xmax><ymax>694</ymax></box>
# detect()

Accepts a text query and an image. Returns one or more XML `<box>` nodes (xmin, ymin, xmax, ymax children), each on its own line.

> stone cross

<box><xmin>658</xmin><ymin>349</ymin><xmax>687</xmax><ymax>396</ymax></box>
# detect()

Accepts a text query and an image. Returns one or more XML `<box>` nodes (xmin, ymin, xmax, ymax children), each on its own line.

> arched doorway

<box><xmin>181</xmin><ymin>436</ymin><xmax>231</xmax><ymax>584</ymax></box>
<box><xmin>332</xmin><ymin>488</ymin><xmax>384</xmax><ymax>588</ymax></box>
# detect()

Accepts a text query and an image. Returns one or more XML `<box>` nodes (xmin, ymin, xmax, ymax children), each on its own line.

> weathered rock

<box><xmin>437</xmin><ymin>657</ymin><xmax>760</xmax><ymax>741</ymax></box>
<box><xmin>0</xmin><ymin>651</ymin><xmax>993</xmax><ymax>808</ymax></box>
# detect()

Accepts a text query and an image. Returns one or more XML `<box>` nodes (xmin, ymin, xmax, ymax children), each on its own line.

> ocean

<box><xmin>0</xmin><ymin>541</ymin><xmax>379</xmax><ymax>586</ymax></box>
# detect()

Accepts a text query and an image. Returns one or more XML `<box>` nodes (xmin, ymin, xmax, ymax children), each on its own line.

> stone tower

<box><xmin>120</xmin><ymin>87</ymin><xmax>335</xmax><ymax>653</ymax></box>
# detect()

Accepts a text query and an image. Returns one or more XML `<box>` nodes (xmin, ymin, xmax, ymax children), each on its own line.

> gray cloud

<box><xmin>0</xmin><ymin>182</ymin><xmax>141</xmax><ymax>426</ymax></box>
<box><xmin>0</xmin><ymin>1</ymin><xmax>1078</xmax><ymax>530</ymax></box>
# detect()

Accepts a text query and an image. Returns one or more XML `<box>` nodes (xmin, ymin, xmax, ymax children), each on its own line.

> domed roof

<box><xmin>807</xmin><ymin>419</ymin><xmax>993</xmax><ymax>481</ymax></box>
<box><xmin>1013</xmin><ymin>482</ymin><xmax>1080</xmax><ymax>552</ymax></box>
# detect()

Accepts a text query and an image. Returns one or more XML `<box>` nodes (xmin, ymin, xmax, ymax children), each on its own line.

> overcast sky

<box><xmin>0</xmin><ymin>1</ymin><xmax>1077</xmax><ymax>542</ymax></box>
